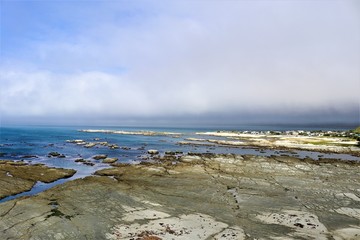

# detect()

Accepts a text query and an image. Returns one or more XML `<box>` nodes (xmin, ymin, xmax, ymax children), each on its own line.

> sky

<box><xmin>0</xmin><ymin>0</ymin><xmax>359</xmax><ymax>126</ymax></box>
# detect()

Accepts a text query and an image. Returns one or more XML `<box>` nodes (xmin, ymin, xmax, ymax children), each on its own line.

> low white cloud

<box><xmin>0</xmin><ymin>0</ymin><xmax>359</xmax><ymax>124</ymax></box>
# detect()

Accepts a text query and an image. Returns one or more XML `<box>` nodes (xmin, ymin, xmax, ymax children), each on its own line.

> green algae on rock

<box><xmin>0</xmin><ymin>161</ymin><xmax>76</xmax><ymax>200</ymax></box>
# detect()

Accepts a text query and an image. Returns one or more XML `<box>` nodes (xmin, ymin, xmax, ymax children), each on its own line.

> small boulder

<box><xmin>102</xmin><ymin>158</ymin><xmax>118</xmax><ymax>164</ymax></box>
<box><xmin>48</xmin><ymin>152</ymin><xmax>60</xmax><ymax>157</ymax></box>
<box><xmin>93</xmin><ymin>154</ymin><xmax>108</xmax><ymax>160</ymax></box>
<box><xmin>147</xmin><ymin>149</ymin><xmax>159</xmax><ymax>155</ymax></box>
<box><xmin>84</xmin><ymin>143</ymin><xmax>97</xmax><ymax>148</ymax></box>
<box><xmin>83</xmin><ymin>162</ymin><xmax>95</xmax><ymax>166</ymax></box>
<box><xmin>48</xmin><ymin>152</ymin><xmax>66</xmax><ymax>158</ymax></box>
<box><xmin>75</xmin><ymin>158</ymin><xmax>86</xmax><ymax>163</ymax></box>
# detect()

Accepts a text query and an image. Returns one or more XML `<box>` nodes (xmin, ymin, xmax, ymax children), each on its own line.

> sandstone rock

<box><xmin>66</xmin><ymin>139</ymin><xmax>85</xmax><ymax>143</ymax></box>
<box><xmin>147</xmin><ymin>149</ymin><xmax>159</xmax><ymax>154</ymax></box>
<box><xmin>0</xmin><ymin>161</ymin><xmax>76</xmax><ymax>199</ymax></box>
<box><xmin>74</xmin><ymin>159</ymin><xmax>95</xmax><ymax>166</ymax></box>
<box><xmin>1</xmin><ymin>154</ymin><xmax>359</xmax><ymax>239</ymax></box>
<box><xmin>102</xmin><ymin>158</ymin><xmax>118</xmax><ymax>164</ymax></box>
<box><xmin>8</xmin><ymin>161</ymin><xmax>28</xmax><ymax>166</ymax></box>
<box><xmin>93</xmin><ymin>154</ymin><xmax>108</xmax><ymax>160</ymax></box>
<box><xmin>84</xmin><ymin>143</ymin><xmax>96</xmax><ymax>148</ymax></box>
<box><xmin>179</xmin><ymin>155</ymin><xmax>202</xmax><ymax>162</ymax></box>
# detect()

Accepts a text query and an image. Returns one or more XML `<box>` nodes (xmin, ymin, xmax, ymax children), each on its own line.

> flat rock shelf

<box><xmin>0</xmin><ymin>154</ymin><xmax>359</xmax><ymax>239</ymax></box>
<box><xmin>0</xmin><ymin>161</ymin><xmax>76</xmax><ymax>200</ymax></box>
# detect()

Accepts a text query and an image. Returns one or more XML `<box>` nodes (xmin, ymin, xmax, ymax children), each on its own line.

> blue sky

<box><xmin>0</xmin><ymin>0</ymin><xmax>359</xmax><ymax>126</ymax></box>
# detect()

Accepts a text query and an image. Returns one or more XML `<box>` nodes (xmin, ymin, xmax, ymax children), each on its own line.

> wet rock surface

<box><xmin>0</xmin><ymin>154</ymin><xmax>360</xmax><ymax>239</ymax></box>
<box><xmin>0</xmin><ymin>161</ymin><xmax>76</xmax><ymax>200</ymax></box>
<box><xmin>147</xmin><ymin>149</ymin><xmax>159</xmax><ymax>155</ymax></box>
<box><xmin>93</xmin><ymin>154</ymin><xmax>108</xmax><ymax>160</ymax></box>
<box><xmin>102</xmin><ymin>158</ymin><xmax>118</xmax><ymax>164</ymax></box>
<box><xmin>47</xmin><ymin>152</ymin><xmax>66</xmax><ymax>158</ymax></box>
<box><xmin>67</xmin><ymin>139</ymin><xmax>121</xmax><ymax>150</ymax></box>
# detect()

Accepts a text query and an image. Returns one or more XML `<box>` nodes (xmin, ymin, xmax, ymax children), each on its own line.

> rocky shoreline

<box><xmin>186</xmin><ymin>132</ymin><xmax>360</xmax><ymax>156</ymax></box>
<box><xmin>0</xmin><ymin>154</ymin><xmax>359</xmax><ymax>239</ymax></box>
<box><xmin>178</xmin><ymin>140</ymin><xmax>360</xmax><ymax>157</ymax></box>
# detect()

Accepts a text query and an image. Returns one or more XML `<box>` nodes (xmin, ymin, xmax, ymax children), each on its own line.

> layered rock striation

<box><xmin>0</xmin><ymin>154</ymin><xmax>359</xmax><ymax>239</ymax></box>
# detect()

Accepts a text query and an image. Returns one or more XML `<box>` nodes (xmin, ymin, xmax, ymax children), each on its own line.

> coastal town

<box><xmin>215</xmin><ymin>127</ymin><xmax>360</xmax><ymax>139</ymax></box>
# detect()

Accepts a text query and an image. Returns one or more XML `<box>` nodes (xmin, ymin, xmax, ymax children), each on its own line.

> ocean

<box><xmin>1</xmin><ymin>125</ymin><xmax>359</xmax><ymax>202</ymax></box>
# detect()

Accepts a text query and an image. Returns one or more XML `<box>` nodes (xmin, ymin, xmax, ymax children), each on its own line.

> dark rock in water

<box><xmin>147</xmin><ymin>149</ymin><xmax>159</xmax><ymax>154</ymax></box>
<box><xmin>75</xmin><ymin>159</ymin><xmax>86</xmax><ymax>163</ymax></box>
<box><xmin>83</xmin><ymin>162</ymin><xmax>95</xmax><ymax>166</ymax></box>
<box><xmin>187</xmin><ymin>152</ymin><xmax>215</xmax><ymax>158</ymax></box>
<box><xmin>121</xmin><ymin>146</ymin><xmax>131</xmax><ymax>150</ymax></box>
<box><xmin>139</xmin><ymin>155</ymin><xmax>150</xmax><ymax>160</ymax></box>
<box><xmin>75</xmin><ymin>158</ymin><xmax>95</xmax><ymax>166</ymax></box>
<box><xmin>0</xmin><ymin>152</ymin><xmax>7</xmax><ymax>157</ymax></box>
<box><xmin>48</xmin><ymin>152</ymin><xmax>66</xmax><ymax>158</ymax></box>
<box><xmin>93</xmin><ymin>154</ymin><xmax>108</xmax><ymax>160</ymax></box>
<box><xmin>48</xmin><ymin>152</ymin><xmax>60</xmax><ymax>157</ymax></box>
<box><xmin>165</xmin><ymin>151</ymin><xmax>176</xmax><ymax>155</ymax></box>
<box><xmin>21</xmin><ymin>155</ymin><xmax>38</xmax><ymax>159</ymax></box>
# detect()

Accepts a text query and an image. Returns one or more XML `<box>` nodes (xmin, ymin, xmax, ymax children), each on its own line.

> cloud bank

<box><xmin>1</xmin><ymin>0</ymin><xmax>359</xmax><ymax>125</ymax></box>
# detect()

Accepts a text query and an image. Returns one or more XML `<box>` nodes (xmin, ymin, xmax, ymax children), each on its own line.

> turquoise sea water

<box><xmin>1</xmin><ymin>125</ymin><xmax>359</xmax><ymax>202</ymax></box>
